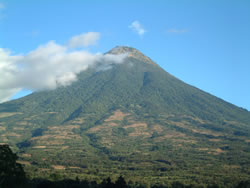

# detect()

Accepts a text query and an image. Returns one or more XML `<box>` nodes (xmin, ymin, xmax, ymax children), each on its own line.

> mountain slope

<box><xmin>0</xmin><ymin>46</ymin><xmax>250</xmax><ymax>186</ymax></box>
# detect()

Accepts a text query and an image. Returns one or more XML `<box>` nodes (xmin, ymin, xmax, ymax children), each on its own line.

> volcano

<box><xmin>0</xmin><ymin>46</ymin><xmax>249</xmax><ymax>185</ymax></box>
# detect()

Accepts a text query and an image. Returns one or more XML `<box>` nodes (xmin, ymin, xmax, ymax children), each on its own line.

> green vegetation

<box><xmin>0</xmin><ymin>145</ymin><xmax>26</xmax><ymax>187</ymax></box>
<box><xmin>1</xmin><ymin>145</ymin><xmax>250</xmax><ymax>188</ymax></box>
<box><xmin>0</xmin><ymin>47</ymin><xmax>249</xmax><ymax>187</ymax></box>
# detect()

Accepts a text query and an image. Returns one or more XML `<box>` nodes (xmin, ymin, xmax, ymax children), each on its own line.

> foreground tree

<box><xmin>0</xmin><ymin>144</ymin><xmax>26</xmax><ymax>187</ymax></box>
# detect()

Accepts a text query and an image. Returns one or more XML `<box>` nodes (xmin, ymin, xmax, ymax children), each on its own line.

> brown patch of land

<box><xmin>18</xmin><ymin>121</ymin><xmax>29</xmax><ymax>126</ymax></box>
<box><xmin>13</xmin><ymin>127</ymin><xmax>25</xmax><ymax>130</ymax></box>
<box><xmin>150</xmin><ymin>124</ymin><xmax>163</xmax><ymax>133</ymax></box>
<box><xmin>5</xmin><ymin>133</ymin><xmax>21</xmax><ymax>137</ymax></box>
<box><xmin>87</xmin><ymin>122</ymin><xmax>118</xmax><ymax>133</ymax></box>
<box><xmin>47</xmin><ymin>140</ymin><xmax>65</xmax><ymax>145</ymax></box>
<box><xmin>122</xmin><ymin>122</ymin><xmax>150</xmax><ymax>137</ymax></box>
<box><xmin>33</xmin><ymin>146</ymin><xmax>46</xmax><ymax>149</ymax></box>
<box><xmin>124</xmin><ymin>122</ymin><xmax>147</xmax><ymax>129</ymax></box>
<box><xmin>173</xmin><ymin>138</ymin><xmax>196</xmax><ymax>144</ymax></box>
<box><xmin>105</xmin><ymin>110</ymin><xmax>130</xmax><ymax>122</ymax></box>
<box><xmin>208</xmin><ymin>148</ymin><xmax>225</xmax><ymax>155</ymax></box>
<box><xmin>17</xmin><ymin>161</ymin><xmax>31</xmax><ymax>166</ymax></box>
<box><xmin>180</xmin><ymin>115</ymin><xmax>205</xmax><ymax>124</ymax></box>
<box><xmin>155</xmin><ymin>131</ymin><xmax>186</xmax><ymax>142</ymax></box>
<box><xmin>191</xmin><ymin>128</ymin><xmax>222</xmax><ymax>137</ymax></box>
<box><xmin>0</xmin><ymin>112</ymin><xmax>22</xmax><ymax>118</ymax></box>
<box><xmin>52</xmin><ymin>165</ymin><xmax>65</xmax><ymax>170</ymax></box>
<box><xmin>215</xmin><ymin>148</ymin><xmax>224</xmax><ymax>153</ymax></box>
<box><xmin>199</xmin><ymin>148</ymin><xmax>209</xmax><ymax>151</ymax></box>
<box><xmin>22</xmin><ymin>153</ymin><xmax>32</xmax><ymax>157</ymax></box>
<box><xmin>0</xmin><ymin>127</ymin><xmax>6</xmax><ymax>131</ymax></box>
<box><xmin>46</xmin><ymin>112</ymin><xmax>57</xmax><ymax>114</ymax></box>
<box><xmin>71</xmin><ymin>118</ymin><xmax>85</xmax><ymax>124</ymax></box>
<box><xmin>61</xmin><ymin>146</ymin><xmax>69</xmax><ymax>150</ymax></box>
<box><xmin>224</xmin><ymin>165</ymin><xmax>241</xmax><ymax>169</ymax></box>
<box><xmin>209</xmin><ymin>139</ymin><xmax>221</xmax><ymax>142</ymax></box>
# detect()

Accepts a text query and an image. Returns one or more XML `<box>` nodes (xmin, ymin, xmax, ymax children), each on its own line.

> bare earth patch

<box><xmin>52</xmin><ymin>165</ymin><xmax>66</xmax><ymax>170</ymax></box>
<box><xmin>47</xmin><ymin>140</ymin><xmax>65</xmax><ymax>145</ymax></box>
<box><xmin>224</xmin><ymin>165</ymin><xmax>241</xmax><ymax>169</ymax></box>
<box><xmin>46</xmin><ymin>112</ymin><xmax>57</xmax><ymax>114</ymax></box>
<box><xmin>150</xmin><ymin>124</ymin><xmax>163</xmax><ymax>133</ymax></box>
<box><xmin>18</xmin><ymin>121</ymin><xmax>29</xmax><ymax>126</ymax></box>
<box><xmin>105</xmin><ymin>110</ymin><xmax>130</xmax><ymax>122</ymax></box>
<box><xmin>0</xmin><ymin>127</ymin><xmax>6</xmax><ymax>131</ymax></box>
<box><xmin>124</xmin><ymin>122</ymin><xmax>147</xmax><ymax>129</ymax></box>
<box><xmin>191</xmin><ymin>128</ymin><xmax>222</xmax><ymax>137</ymax></box>
<box><xmin>215</xmin><ymin>148</ymin><xmax>224</xmax><ymax>153</ymax></box>
<box><xmin>155</xmin><ymin>132</ymin><xmax>186</xmax><ymax>142</ymax></box>
<box><xmin>208</xmin><ymin>148</ymin><xmax>225</xmax><ymax>155</ymax></box>
<box><xmin>209</xmin><ymin>139</ymin><xmax>221</xmax><ymax>142</ymax></box>
<box><xmin>33</xmin><ymin>146</ymin><xmax>46</xmax><ymax>149</ymax></box>
<box><xmin>61</xmin><ymin>146</ymin><xmax>69</xmax><ymax>150</ymax></box>
<box><xmin>13</xmin><ymin>127</ymin><xmax>25</xmax><ymax>130</ymax></box>
<box><xmin>22</xmin><ymin>153</ymin><xmax>32</xmax><ymax>157</ymax></box>
<box><xmin>6</xmin><ymin>133</ymin><xmax>21</xmax><ymax>137</ymax></box>
<box><xmin>173</xmin><ymin>139</ymin><xmax>196</xmax><ymax>144</ymax></box>
<box><xmin>71</xmin><ymin>118</ymin><xmax>85</xmax><ymax>124</ymax></box>
<box><xmin>0</xmin><ymin>112</ymin><xmax>22</xmax><ymax>118</ymax></box>
<box><xmin>17</xmin><ymin>161</ymin><xmax>31</xmax><ymax>166</ymax></box>
<box><xmin>88</xmin><ymin>122</ymin><xmax>118</xmax><ymax>133</ymax></box>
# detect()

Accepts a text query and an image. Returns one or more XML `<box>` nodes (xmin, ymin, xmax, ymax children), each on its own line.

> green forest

<box><xmin>1</xmin><ymin>145</ymin><xmax>250</xmax><ymax>188</ymax></box>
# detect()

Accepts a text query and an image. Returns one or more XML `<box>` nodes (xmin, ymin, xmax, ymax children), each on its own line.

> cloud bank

<box><xmin>0</xmin><ymin>33</ymin><xmax>127</xmax><ymax>103</ymax></box>
<box><xmin>129</xmin><ymin>21</ymin><xmax>146</xmax><ymax>36</ymax></box>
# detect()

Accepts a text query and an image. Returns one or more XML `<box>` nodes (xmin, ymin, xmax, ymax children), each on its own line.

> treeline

<box><xmin>1</xmin><ymin>145</ymin><xmax>250</xmax><ymax>188</ymax></box>
<box><xmin>2</xmin><ymin>176</ymin><xmax>250</xmax><ymax>188</ymax></box>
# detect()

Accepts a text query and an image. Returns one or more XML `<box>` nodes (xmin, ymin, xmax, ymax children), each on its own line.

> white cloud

<box><xmin>129</xmin><ymin>21</ymin><xmax>146</xmax><ymax>36</ymax></box>
<box><xmin>168</xmin><ymin>29</ymin><xmax>188</xmax><ymax>33</ymax></box>
<box><xmin>68</xmin><ymin>32</ymin><xmax>100</xmax><ymax>48</ymax></box>
<box><xmin>0</xmin><ymin>33</ymin><xmax>127</xmax><ymax>103</ymax></box>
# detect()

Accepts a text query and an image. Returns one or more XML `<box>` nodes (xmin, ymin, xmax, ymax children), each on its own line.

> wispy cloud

<box><xmin>0</xmin><ymin>33</ymin><xmax>127</xmax><ymax>103</ymax></box>
<box><xmin>129</xmin><ymin>21</ymin><xmax>146</xmax><ymax>36</ymax></box>
<box><xmin>0</xmin><ymin>2</ymin><xmax>5</xmax><ymax>20</ymax></box>
<box><xmin>0</xmin><ymin>3</ymin><xmax>4</xmax><ymax>9</ymax></box>
<box><xmin>68</xmin><ymin>32</ymin><xmax>100</xmax><ymax>48</ymax></box>
<box><xmin>31</xmin><ymin>30</ymin><xmax>40</xmax><ymax>38</ymax></box>
<box><xmin>168</xmin><ymin>29</ymin><xmax>189</xmax><ymax>33</ymax></box>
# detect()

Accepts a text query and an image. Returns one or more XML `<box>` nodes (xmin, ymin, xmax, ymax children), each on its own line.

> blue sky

<box><xmin>0</xmin><ymin>0</ymin><xmax>249</xmax><ymax>110</ymax></box>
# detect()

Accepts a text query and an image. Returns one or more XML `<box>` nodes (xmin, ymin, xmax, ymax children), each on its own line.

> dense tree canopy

<box><xmin>0</xmin><ymin>144</ymin><xmax>26</xmax><ymax>187</ymax></box>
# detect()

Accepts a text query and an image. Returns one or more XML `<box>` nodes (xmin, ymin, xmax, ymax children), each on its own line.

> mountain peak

<box><xmin>108</xmin><ymin>46</ymin><xmax>139</xmax><ymax>54</ymax></box>
<box><xmin>107</xmin><ymin>46</ymin><xmax>156</xmax><ymax>65</ymax></box>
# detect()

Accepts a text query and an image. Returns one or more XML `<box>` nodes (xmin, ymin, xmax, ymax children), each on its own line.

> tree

<box><xmin>0</xmin><ymin>144</ymin><xmax>26</xmax><ymax>187</ymax></box>
<box><xmin>115</xmin><ymin>176</ymin><xmax>128</xmax><ymax>188</ymax></box>
<box><xmin>101</xmin><ymin>177</ymin><xmax>114</xmax><ymax>188</ymax></box>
